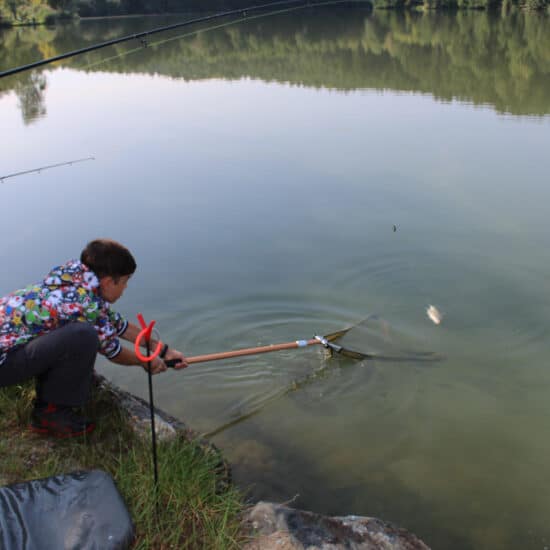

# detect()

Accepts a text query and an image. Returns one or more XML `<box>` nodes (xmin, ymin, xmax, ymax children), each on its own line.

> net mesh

<box><xmin>327</xmin><ymin>315</ymin><xmax>442</xmax><ymax>362</ymax></box>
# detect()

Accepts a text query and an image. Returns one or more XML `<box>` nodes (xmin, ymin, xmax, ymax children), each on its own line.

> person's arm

<box><xmin>119</xmin><ymin>321</ymin><xmax>146</xmax><ymax>345</ymax></box>
<box><xmin>108</xmin><ymin>345</ymin><xmax>167</xmax><ymax>374</ymax></box>
<box><xmin>120</xmin><ymin>321</ymin><xmax>188</xmax><ymax>370</ymax></box>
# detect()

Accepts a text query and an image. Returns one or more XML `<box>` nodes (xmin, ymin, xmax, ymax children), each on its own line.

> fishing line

<box><xmin>0</xmin><ymin>156</ymin><xmax>95</xmax><ymax>182</ymax></box>
<box><xmin>0</xmin><ymin>0</ymin><xmax>353</xmax><ymax>79</ymax></box>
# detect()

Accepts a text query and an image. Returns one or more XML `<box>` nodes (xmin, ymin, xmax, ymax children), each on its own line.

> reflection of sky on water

<box><xmin>2</xmin><ymin>69</ymin><xmax>549</xmax><ymax>251</ymax></box>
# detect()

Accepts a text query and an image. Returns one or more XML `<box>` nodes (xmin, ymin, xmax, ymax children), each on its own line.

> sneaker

<box><xmin>30</xmin><ymin>403</ymin><xmax>95</xmax><ymax>438</ymax></box>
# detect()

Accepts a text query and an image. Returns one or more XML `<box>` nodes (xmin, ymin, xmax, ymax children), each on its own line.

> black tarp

<box><xmin>0</xmin><ymin>469</ymin><xmax>134</xmax><ymax>550</ymax></box>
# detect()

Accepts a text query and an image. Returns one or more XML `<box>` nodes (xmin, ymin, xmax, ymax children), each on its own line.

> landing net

<box><xmin>325</xmin><ymin>315</ymin><xmax>441</xmax><ymax>362</ymax></box>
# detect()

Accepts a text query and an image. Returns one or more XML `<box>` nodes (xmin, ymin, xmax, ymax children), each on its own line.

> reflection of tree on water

<box><xmin>15</xmin><ymin>72</ymin><xmax>47</xmax><ymax>124</ymax></box>
<box><xmin>1</xmin><ymin>9</ymin><xmax>549</xmax><ymax>116</ymax></box>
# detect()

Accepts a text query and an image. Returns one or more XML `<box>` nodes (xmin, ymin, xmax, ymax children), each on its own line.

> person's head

<box><xmin>80</xmin><ymin>239</ymin><xmax>136</xmax><ymax>303</ymax></box>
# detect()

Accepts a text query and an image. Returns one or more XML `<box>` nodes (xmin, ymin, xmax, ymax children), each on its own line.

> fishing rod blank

<box><xmin>0</xmin><ymin>0</ymin><xmax>309</xmax><ymax>79</ymax></box>
<box><xmin>77</xmin><ymin>0</ymin><xmax>340</xmax><ymax>73</ymax></box>
<box><xmin>0</xmin><ymin>157</ymin><xmax>94</xmax><ymax>182</ymax></box>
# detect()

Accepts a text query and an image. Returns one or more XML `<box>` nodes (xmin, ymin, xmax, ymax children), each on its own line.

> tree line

<box><xmin>0</xmin><ymin>0</ymin><xmax>548</xmax><ymax>27</ymax></box>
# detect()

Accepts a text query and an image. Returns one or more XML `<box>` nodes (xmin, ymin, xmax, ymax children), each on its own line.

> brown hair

<box><xmin>80</xmin><ymin>239</ymin><xmax>136</xmax><ymax>280</ymax></box>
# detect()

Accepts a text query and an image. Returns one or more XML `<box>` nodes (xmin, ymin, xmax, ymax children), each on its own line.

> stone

<box><xmin>93</xmin><ymin>374</ymin><xmax>191</xmax><ymax>442</ymax></box>
<box><xmin>242</xmin><ymin>501</ymin><xmax>431</xmax><ymax>550</ymax></box>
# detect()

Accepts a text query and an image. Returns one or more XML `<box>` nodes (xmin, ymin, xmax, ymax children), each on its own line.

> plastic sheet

<box><xmin>0</xmin><ymin>469</ymin><xmax>134</xmax><ymax>550</ymax></box>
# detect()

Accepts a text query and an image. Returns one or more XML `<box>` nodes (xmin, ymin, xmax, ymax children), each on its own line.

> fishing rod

<box><xmin>77</xmin><ymin>0</ymin><xmax>344</xmax><ymax>73</ymax></box>
<box><xmin>0</xmin><ymin>156</ymin><xmax>94</xmax><ymax>182</ymax></box>
<box><xmin>0</xmin><ymin>0</ymin><xmax>311</xmax><ymax>79</ymax></box>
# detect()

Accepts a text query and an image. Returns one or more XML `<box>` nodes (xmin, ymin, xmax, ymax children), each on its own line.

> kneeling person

<box><xmin>0</xmin><ymin>239</ymin><xmax>187</xmax><ymax>438</ymax></box>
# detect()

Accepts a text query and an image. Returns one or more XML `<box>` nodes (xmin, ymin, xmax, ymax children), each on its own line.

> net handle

<box><xmin>165</xmin><ymin>337</ymin><xmax>327</xmax><ymax>366</ymax></box>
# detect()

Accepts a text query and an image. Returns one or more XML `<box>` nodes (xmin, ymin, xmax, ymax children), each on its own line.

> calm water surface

<box><xmin>1</xmin><ymin>8</ymin><xmax>550</xmax><ymax>549</ymax></box>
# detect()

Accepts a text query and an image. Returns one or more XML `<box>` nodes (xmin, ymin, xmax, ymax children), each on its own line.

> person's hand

<box><xmin>142</xmin><ymin>356</ymin><xmax>167</xmax><ymax>375</ymax></box>
<box><xmin>164</xmin><ymin>348</ymin><xmax>188</xmax><ymax>370</ymax></box>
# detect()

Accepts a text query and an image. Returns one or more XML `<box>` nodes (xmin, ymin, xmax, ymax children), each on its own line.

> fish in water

<box><xmin>426</xmin><ymin>305</ymin><xmax>443</xmax><ymax>325</ymax></box>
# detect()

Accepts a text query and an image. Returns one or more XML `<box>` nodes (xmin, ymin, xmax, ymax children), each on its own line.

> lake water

<box><xmin>1</xmin><ymin>7</ymin><xmax>550</xmax><ymax>549</ymax></box>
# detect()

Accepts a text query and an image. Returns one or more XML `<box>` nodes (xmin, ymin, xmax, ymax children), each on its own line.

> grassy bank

<box><xmin>0</xmin><ymin>380</ymin><xmax>246</xmax><ymax>549</ymax></box>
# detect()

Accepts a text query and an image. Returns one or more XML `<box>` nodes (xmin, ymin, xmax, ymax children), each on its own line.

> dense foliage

<box><xmin>0</xmin><ymin>0</ymin><xmax>548</xmax><ymax>26</ymax></box>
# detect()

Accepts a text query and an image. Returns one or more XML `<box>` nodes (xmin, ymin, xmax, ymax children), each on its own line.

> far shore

<box><xmin>1</xmin><ymin>11</ymin><xmax>222</xmax><ymax>29</ymax></box>
<box><xmin>1</xmin><ymin>2</ymin><xmax>544</xmax><ymax>30</ymax></box>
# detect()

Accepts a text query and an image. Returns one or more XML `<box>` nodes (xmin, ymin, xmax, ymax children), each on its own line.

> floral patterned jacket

<box><xmin>0</xmin><ymin>260</ymin><xmax>128</xmax><ymax>366</ymax></box>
